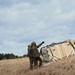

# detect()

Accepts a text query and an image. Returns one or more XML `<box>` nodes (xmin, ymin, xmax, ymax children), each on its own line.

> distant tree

<box><xmin>23</xmin><ymin>54</ymin><xmax>28</xmax><ymax>57</ymax></box>
<box><xmin>0</xmin><ymin>53</ymin><xmax>4</xmax><ymax>60</ymax></box>
<box><xmin>0</xmin><ymin>53</ymin><xmax>27</xmax><ymax>60</ymax></box>
<box><xmin>4</xmin><ymin>53</ymin><xmax>17</xmax><ymax>59</ymax></box>
<box><xmin>15</xmin><ymin>55</ymin><xmax>18</xmax><ymax>58</ymax></box>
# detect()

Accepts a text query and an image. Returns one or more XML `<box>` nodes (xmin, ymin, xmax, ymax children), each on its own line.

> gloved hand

<box><xmin>42</xmin><ymin>41</ymin><xmax>44</xmax><ymax>44</ymax></box>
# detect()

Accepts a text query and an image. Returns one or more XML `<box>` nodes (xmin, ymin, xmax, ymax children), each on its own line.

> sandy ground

<box><xmin>0</xmin><ymin>56</ymin><xmax>75</xmax><ymax>75</ymax></box>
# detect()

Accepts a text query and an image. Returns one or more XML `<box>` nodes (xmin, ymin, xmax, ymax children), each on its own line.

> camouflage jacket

<box><xmin>28</xmin><ymin>46</ymin><xmax>34</xmax><ymax>57</ymax></box>
<box><xmin>31</xmin><ymin>42</ymin><xmax>44</xmax><ymax>57</ymax></box>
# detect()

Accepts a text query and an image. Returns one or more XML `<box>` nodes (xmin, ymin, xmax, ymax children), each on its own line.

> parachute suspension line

<box><xmin>68</xmin><ymin>41</ymin><xmax>75</xmax><ymax>55</ymax></box>
<box><xmin>71</xmin><ymin>44</ymin><xmax>75</xmax><ymax>55</ymax></box>
<box><xmin>48</xmin><ymin>47</ymin><xmax>53</xmax><ymax>57</ymax></box>
<box><xmin>62</xmin><ymin>44</ymin><xmax>68</xmax><ymax>58</ymax></box>
<box><xmin>72</xmin><ymin>48</ymin><xmax>75</xmax><ymax>55</ymax></box>
<box><xmin>56</xmin><ymin>45</ymin><xmax>62</xmax><ymax>59</ymax></box>
<box><xmin>49</xmin><ymin>46</ymin><xmax>57</xmax><ymax>62</ymax></box>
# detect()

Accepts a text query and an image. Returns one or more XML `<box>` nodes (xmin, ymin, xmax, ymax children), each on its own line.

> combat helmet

<box><xmin>31</xmin><ymin>41</ymin><xmax>36</xmax><ymax>46</ymax></box>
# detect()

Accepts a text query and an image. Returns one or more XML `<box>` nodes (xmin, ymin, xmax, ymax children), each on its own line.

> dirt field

<box><xmin>0</xmin><ymin>56</ymin><xmax>75</xmax><ymax>75</ymax></box>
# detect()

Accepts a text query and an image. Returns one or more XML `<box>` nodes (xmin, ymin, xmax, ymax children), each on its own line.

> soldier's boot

<box><xmin>30</xmin><ymin>64</ymin><xmax>33</xmax><ymax>70</ymax></box>
<box><xmin>30</xmin><ymin>58</ymin><xmax>34</xmax><ymax>70</ymax></box>
<box><xmin>34</xmin><ymin>60</ymin><xmax>38</xmax><ymax>68</ymax></box>
<box><xmin>39</xmin><ymin>57</ymin><xmax>42</xmax><ymax>67</ymax></box>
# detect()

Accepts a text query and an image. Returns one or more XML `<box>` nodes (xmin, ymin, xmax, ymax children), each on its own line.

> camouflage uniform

<box><xmin>28</xmin><ymin>45</ymin><xmax>34</xmax><ymax>69</ymax></box>
<box><xmin>31</xmin><ymin>41</ymin><xmax>44</xmax><ymax>67</ymax></box>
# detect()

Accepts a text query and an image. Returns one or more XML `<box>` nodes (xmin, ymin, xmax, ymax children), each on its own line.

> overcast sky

<box><xmin>0</xmin><ymin>0</ymin><xmax>75</xmax><ymax>56</ymax></box>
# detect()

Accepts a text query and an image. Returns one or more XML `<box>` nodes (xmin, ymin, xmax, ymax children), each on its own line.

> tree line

<box><xmin>0</xmin><ymin>53</ymin><xmax>28</xmax><ymax>60</ymax></box>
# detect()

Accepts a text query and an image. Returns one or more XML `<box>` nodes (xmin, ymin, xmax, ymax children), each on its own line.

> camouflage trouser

<box><xmin>34</xmin><ymin>57</ymin><xmax>42</xmax><ymax>67</ymax></box>
<box><xmin>29</xmin><ymin>57</ymin><xmax>34</xmax><ymax>70</ymax></box>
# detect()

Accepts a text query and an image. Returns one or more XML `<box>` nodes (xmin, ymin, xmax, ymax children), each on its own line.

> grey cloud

<box><xmin>0</xmin><ymin>0</ymin><xmax>75</xmax><ymax>55</ymax></box>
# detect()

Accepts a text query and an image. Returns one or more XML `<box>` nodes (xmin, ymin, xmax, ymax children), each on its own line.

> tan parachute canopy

<box><xmin>41</xmin><ymin>40</ymin><xmax>75</xmax><ymax>62</ymax></box>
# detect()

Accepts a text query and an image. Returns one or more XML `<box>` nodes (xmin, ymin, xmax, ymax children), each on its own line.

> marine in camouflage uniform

<box><xmin>31</xmin><ymin>41</ymin><xmax>44</xmax><ymax>67</ymax></box>
<box><xmin>28</xmin><ymin>45</ymin><xmax>35</xmax><ymax>69</ymax></box>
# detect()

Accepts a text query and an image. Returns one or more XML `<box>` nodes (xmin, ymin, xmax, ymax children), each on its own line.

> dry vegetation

<box><xmin>0</xmin><ymin>56</ymin><xmax>75</xmax><ymax>75</ymax></box>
